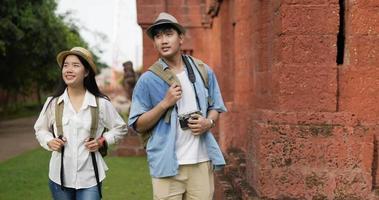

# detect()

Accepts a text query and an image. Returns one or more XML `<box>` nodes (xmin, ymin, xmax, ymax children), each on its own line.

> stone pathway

<box><xmin>0</xmin><ymin>116</ymin><xmax>39</xmax><ymax>162</ymax></box>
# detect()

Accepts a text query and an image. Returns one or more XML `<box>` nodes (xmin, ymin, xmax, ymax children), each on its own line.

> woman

<box><xmin>34</xmin><ymin>47</ymin><xmax>127</xmax><ymax>200</ymax></box>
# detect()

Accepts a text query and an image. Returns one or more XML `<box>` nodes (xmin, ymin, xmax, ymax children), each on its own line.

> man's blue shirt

<box><xmin>128</xmin><ymin>58</ymin><xmax>227</xmax><ymax>178</ymax></box>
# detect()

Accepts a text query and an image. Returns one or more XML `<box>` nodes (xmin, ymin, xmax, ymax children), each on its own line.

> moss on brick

<box><xmin>309</xmin><ymin>125</ymin><xmax>333</xmax><ymax>137</ymax></box>
<box><xmin>312</xmin><ymin>194</ymin><xmax>328</xmax><ymax>200</ymax></box>
<box><xmin>305</xmin><ymin>173</ymin><xmax>325</xmax><ymax>188</ymax></box>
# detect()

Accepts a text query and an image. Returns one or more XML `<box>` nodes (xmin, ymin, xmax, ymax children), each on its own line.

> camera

<box><xmin>178</xmin><ymin>110</ymin><xmax>202</xmax><ymax>130</ymax></box>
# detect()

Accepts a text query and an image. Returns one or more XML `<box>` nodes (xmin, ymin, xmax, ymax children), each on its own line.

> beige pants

<box><xmin>152</xmin><ymin>161</ymin><xmax>214</xmax><ymax>200</ymax></box>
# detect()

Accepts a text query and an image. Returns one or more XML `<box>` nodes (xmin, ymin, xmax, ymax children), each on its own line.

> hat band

<box><xmin>71</xmin><ymin>50</ymin><xmax>90</xmax><ymax>60</ymax></box>
<box><xmin>154</xmin><ymin>19</ymin><xmax>178</xmax><ymax>25</ymax></box>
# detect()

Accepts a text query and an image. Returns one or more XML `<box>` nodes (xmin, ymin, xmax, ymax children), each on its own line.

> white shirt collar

<box><xmin>85</xmin><ymin>90</ymin><xmax>97</xmax><ymax>108</ymax></box>
<box><xmin>56</xmin><ymin>89</ymin><xmax>97</xmax><ymax>109</ymax></box>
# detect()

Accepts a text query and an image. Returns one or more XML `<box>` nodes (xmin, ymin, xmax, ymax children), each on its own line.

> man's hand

<box><xmin>47</xmin><ymin>137</ymin><xmax>66</xmax><ymax>152</ymax></box>
<box><xmin>85</xmin><ymin>138</ymin><xmax>103</xmax><ymax>152</ymax></box>
<box><xmin>160</xmin><ymin>84</ymin><xmax>182</xmax><ymax>109</ymax></box>
<box><xmin>188</xmin><ymin>113</ymin><xmax>212</xmax><ymax>136</ymax></box>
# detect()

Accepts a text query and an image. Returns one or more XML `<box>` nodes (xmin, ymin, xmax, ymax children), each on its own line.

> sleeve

<box><xmin>34</xmin><ymin>97</ymin><xmax>55</xmax><ymax>151</ymax></box>
<box><xmin>206</xmin><ymin>65</ymin><xmax>227</xmax><ymax>113</ymax></box>
<box><xmin>128</xmin><ymin>74</ymin><xmax>153</xmax><ymax>128</ymax></box>
<box><xmin>100</xmin><ymin>98</ymin><xmax>128</xmax><ymax>145</ymax></box>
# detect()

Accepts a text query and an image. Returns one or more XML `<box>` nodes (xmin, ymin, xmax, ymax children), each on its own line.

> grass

<box><xmin>0</xmin><ymin>148</ymin><xmax>152</xmax><ymax>200</ymax></box>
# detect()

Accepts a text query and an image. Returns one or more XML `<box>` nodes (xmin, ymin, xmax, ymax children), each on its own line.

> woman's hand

<box><xmin>47</xmin><ymin>137</ymin><xmax>66</xmax><ymax>151</ymax></box>
<box><xmin>85</xmin><ymin>138</ymin><xmax>102</xmax><ymax>152</ymax></box>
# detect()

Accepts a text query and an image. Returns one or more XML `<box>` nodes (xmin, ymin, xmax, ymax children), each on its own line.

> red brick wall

<box><xmin>137</xmin><ymin>0</ymin><xmax>379</xmax><ymax>199</ymax></box>
<box><xmin>243</xmin><ymin>0</ymin><xmax>375</xmax><ymax>198</ymax></box>
<box><xmin>340</xmin><ymin>0</ymin><xmax>379</xmax><ymax>189</ymax></box>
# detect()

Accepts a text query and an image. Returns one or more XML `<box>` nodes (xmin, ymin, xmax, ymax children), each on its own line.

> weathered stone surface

<box><xmin>137</xmin><ymin>0</ymin><xmax>379</xmax><ymax>199</ymax></box>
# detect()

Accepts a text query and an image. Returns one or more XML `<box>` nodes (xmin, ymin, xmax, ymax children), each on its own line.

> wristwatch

<box><xmin>209</xmin><ymin>119</ymin><xmax>216</xmax><ymax>128</ymax></box>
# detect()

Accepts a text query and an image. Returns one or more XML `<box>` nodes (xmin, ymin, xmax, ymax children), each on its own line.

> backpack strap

<box><xmin>140</xmin><ymin>62</ymin><xmax>180</xmax><ymax>148</ymax></box>
<box><xmin>54</xmin><ymin>99</ymin><xmax>65</xmax><ymax>190</ymax></box>
<box><xmin>55</xmin><ymin>100</ymin><xmax>64</xmax><ymax>137</ymax></box>
<box><xmin>149</xmin><ymin>62</ymin><xmax>181</xmax><ymax>86</ymax></box>
<box><xmin>148</xmin><ymin>62</ymin><xmax>180</xmax><ymax>123</ymax></box>
<box><xmin>90</xmin><ymin>97</ymin><xmax>99</xmax><ymax>139</ymax></box>
<box><xmin>88</xmin><ymin>97</ymin><xmax>102</xmax><ymax>198</ymax></box>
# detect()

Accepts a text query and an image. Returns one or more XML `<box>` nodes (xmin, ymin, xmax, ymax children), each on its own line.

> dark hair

<box><xmin>151</xmin><ymin>23</ymin><xmax>182</xmax><ymax>38</ymax></box>
<box><xmin>46</xmin><ymin>54</ymin><xmax>109</xmax><ymax>109</ymax></box>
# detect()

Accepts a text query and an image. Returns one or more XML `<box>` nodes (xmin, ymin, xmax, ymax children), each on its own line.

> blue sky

<box><xmin>56</xmin><ymin>0</ymin><xmax>143</xmax><ymax>69</ymax></box>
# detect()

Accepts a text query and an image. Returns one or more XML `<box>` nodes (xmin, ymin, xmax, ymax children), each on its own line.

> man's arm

<box><xmin>206</xmin><ymin>109</ymin><xmax>219</xmax><ymax>126</ymax></box>
<box><xmin>135</xmin><ymin>84</ymin><xmax>182</xmax><ymax>132</ymax></box>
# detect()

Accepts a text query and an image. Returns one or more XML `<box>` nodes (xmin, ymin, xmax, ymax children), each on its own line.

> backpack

<box><xmin>140</xmin><ymin>55</ymin><xmax>209</xmax><ymax>147</ymax></box>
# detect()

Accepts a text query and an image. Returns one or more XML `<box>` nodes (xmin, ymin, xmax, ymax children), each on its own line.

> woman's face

<box><xmin>62</xmin><ymin>55</ymin><xmax>88</xmax><ymax>88</ymax></box>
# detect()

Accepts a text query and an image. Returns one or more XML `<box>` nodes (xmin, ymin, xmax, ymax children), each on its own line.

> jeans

<box><xmin>49</xmin><ymin>179</ymin><xmax>101</xmax><ymax>200</ymax></box>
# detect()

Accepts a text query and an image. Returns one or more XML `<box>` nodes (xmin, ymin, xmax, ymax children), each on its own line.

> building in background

<box><xmin>137</xmin><ymin>0</ymin><xmax>379</xmax><ymax>199</ymax></box>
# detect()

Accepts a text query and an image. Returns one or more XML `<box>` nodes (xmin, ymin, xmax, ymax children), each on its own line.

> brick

<box><xmin>272</xmin><ymin>64</ymin><xmax>337</xmax><ymax>112</ymax></box>
<box><xmin>137</xmin><ymin>5</ymin><xmax>165</xmax><ymax>24</ymax></box>
<box><xmin>350</xmin><ymin>7</ymin><xmax>379</xmax><ymax>35</ymax></box>
<box><xmin>347</xmin><ymin>35</ymin><xmax>379</xmax><ymax>66</ymax></box>
<box><xmin>115</xmin><ymin>147</ymin><xmax>146</xmax><ymax>157</ymax></box>
<box><xmin>351</xmin><ymin>0</ymin><xmax>379</xmax><ymax>8</ymax></box>
<box><xmin>254</xmin><ymin>109</ymin><xmax>358</xmax><ymax>126</ymax></box>
<box><xmin>282</xmin><ymin>0</ymin><xmax>338</xmax><ymax>5</ymax></box>
<box><xmin>280</xmin><ymin>35</ymin><xmax>337</xmax><ymax>65</ymax></box>
<box><xmin>339</xmin><ymin>65</ymin><xmax>379</xmax><ymax>123</ymax></box>
<box><xmin>257</xmin><ymin>168</ymin><xmax>306</xmax><ymax>198</ymax></box>
<box><xmin>281</xmin><ymin>5</ymin><xmax>339</xmax><ymax>35</ymax></box>
<box><xmin>255</xmin><ymin>72</ymin><xmax>276</xmax><ymax>109</ymax></box>
<box><xmin>119</xmin><ymin>136</ymin><xmax>143</xmax><ymax>147</ymax></box>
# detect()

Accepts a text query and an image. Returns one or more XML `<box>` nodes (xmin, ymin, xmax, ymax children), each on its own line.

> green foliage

<box><xmin>0</xmin><ymin>0</ymin><xmax>106</xmax><ymax>107</ymax></box>
<box><xmin>0</xmin><ymin>100</ymin><xmax>40</xmax><ymax>120</ymax></box>
<box><xmin>0</xmin><ymin>149</ymin><xmax>152</xmax><ymax>200</ymax></box>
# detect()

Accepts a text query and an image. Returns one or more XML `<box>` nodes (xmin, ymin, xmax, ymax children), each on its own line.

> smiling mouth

<box><xmin>161</xmin><ymin>47</ymin><xmax>170</xmax><ymax>52</ymax></box>
<box><xmin>65</xmin><ymin>75</ymin><xmax>75</xmax><ymax>80</ymax></box>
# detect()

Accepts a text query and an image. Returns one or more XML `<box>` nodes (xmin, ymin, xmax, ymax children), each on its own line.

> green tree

<box><xmin>0</xmin><ymin>0</ymin><xmax>105</xmax><ymax>107</ymax></box>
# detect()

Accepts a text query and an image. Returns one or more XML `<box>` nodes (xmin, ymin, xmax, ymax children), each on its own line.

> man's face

<box><xmin>153</xmin><ymin>28</ymin><xmax>183</xmax><ymax>59</ymax></box>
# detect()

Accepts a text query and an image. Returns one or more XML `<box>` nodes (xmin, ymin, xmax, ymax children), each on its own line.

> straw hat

<box><xmin>146</xmin><ymin>12</ymin><xmax>186</xmax><ymax>39</ymax></box>
<box><xmin>56</xmin><ymin>47</ymin><xmax>97</xmax><ymax>74</ymax></box>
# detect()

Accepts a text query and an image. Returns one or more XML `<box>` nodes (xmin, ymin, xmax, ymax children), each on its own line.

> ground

<box><xmin>0</xmin><ymin>116</ymin><xmax>39</xmax><ymax>162</ymax></box>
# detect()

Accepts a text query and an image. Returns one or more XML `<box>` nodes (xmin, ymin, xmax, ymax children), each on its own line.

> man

<box><xmin>128</xmin><ymin>12</ymin><xmax>226</xmax><ymax>200</ymax></box>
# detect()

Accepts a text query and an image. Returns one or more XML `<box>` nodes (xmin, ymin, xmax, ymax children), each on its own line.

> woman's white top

<box><xmin>34</xmin><ymin>89</ymin><xmax>127</xmax><ymax>189</ymax></box>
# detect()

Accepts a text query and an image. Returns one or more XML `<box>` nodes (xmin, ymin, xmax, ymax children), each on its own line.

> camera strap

<box><xmin>182</xmin><ymin>55</ymin><xmax>201</xmax><ymax>111</ymax></box>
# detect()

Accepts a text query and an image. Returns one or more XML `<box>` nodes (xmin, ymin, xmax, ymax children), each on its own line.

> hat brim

<box><xmin>146</xmin><ymin>21</ymin><xmax>186</xmax><ymax>39</ymax></box>
<box><xmin>56</xmin><ymin>50</ymin><xmax>97</xmax><ymax>74</ymax></box>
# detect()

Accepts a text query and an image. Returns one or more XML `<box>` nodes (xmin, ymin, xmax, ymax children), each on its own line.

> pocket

<box><xmin>78</xmin><ymin>119</ymin><xmax>92</xmax><ymax>132</ymax></box>
<box><xmin>152</xmin><ymin>178</ymin><xmax>174</xmax><ymax>199</ymax></box>
<box><xmin>62</xmin><ymin>117</ymin><xmax>69</xmax><ymax>126</ymax></box>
